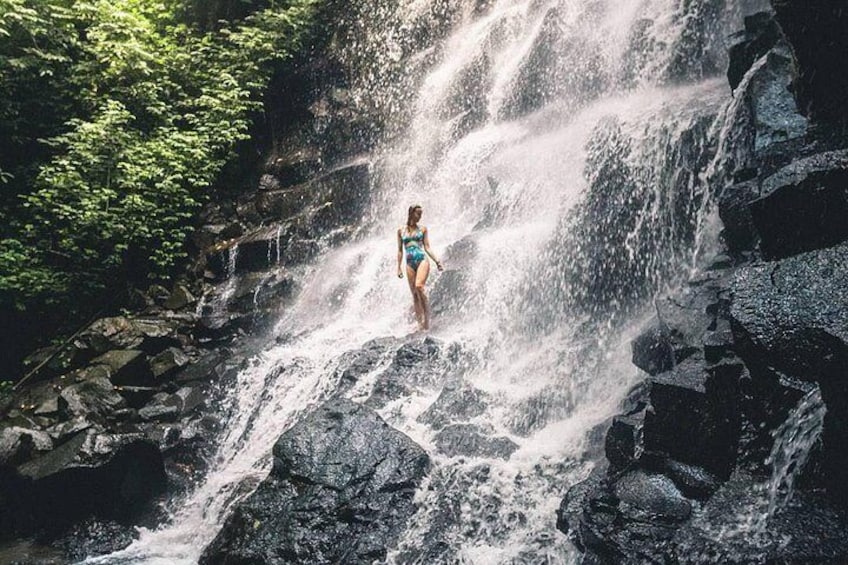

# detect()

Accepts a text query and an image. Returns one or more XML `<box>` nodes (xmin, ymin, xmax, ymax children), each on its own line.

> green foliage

<box><xmin>0</xmin><ymin>0</ymin><xmax>322</xmax><ymax>313</ymax></box>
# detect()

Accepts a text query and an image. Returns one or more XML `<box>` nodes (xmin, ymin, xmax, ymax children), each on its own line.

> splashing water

<box><xmin>758</xmin><ymin>386</ymin><xmax>826</xmax><ymax>533</ymax></box>
<box><xmin>85</xmin><ymin>0</ymin><xmax>757</xmax><ymax>563</ymax></box>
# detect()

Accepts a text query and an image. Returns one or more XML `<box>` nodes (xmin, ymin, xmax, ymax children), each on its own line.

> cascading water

<box><xmin>86</xmin><ymin>1</ymin><xmax>761</xmax><ymax>563</ymax></box>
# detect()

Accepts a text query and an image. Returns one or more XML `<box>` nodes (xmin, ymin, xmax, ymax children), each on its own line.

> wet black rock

<box><xmin>418</xmin><ymin>379</ymin><xmax>488</xmax><ymax>430</ymax></box>
<box><xmin>772</xmin><ymin>0</ymin><xmax>848</xmax><ymax>127</ymax></box>
<box><xmin>672</xmin><ymin>471</ymin><xmax>848</xmax><ymax>563</ymax></box>
<box><xmin>200</xmin><ymin>399</ymin><xmax>429</xmax><ymax>564</ymax></box>
<box><xmin>750</xmin><ymin>149</ymin><xmax>848</xmax><ymax>259</ymax></box>
<box><xmin>365</xmin><ymin>337</ymin><xmax>447</xmax><ymax>408</ymax></box>
<box><xmin>0</xmin><ymin>430</ymin><xmax>166</xmax><ymax>537</ymax></box>
<box><xmin>604</xmin><ymin>412</ymin><xmax>643</xmax><ymax>472</ymax></box>
<box><xmin>730</xmin><ymin>243</ymin><xmax>848</xmax><ymax>503</ymax></box>
<box><xmin>433</xmin><ymin>424</ymin><xmax>518</xmax><ymax>460</ymax></box>
<box><xmin>559</xmin><ymin>468</ymin><xmax>686</xmax><ymax>563</ymax></box>
<box><xmin>722</xmin><ymin>44</ymin><xmax>807</xmax><ymax>176</ymax></box>
<box><xmin>727</xmin><ymin>11</ymin><xmax>783</xmax><ymax>91</ymax></box>
<box><xmin>729</xmin><ymin>243</ymin><xmax>848</xmax><ymax>381</ymax></box>
<box><xmin>91</xmin><ymin>350</ymin><xmax>152</xmax><ymax>387</ymax></box>
<box><xmin>614</xmin><ymin>470</ymin><xmax>692</xmax><ymax>523</ymax></box>
<box><xmin>641</xmin><ymin>454</ymin><xmax>721</xmax><ymax>501</ymax></box>
<box><xmin>149</xmin><ymin>347</ymin><xmax>189</xmax><ymax>379</ymax></box>
<box><xmin>718</xmin><ymin>179</ymin><xmax>760</xmax><ymax>252</ymax></box>
<box><xmin>331</xmin><ymin>337</ymin><xmax>397</xmax><ymax>395</ymax></box>
<box><xmin>59</xmin><ymin>375</ymin><xmax>126</xmax><ymax>419</ymax></box>
<box><xmin>643</xmin><ymin>356</ymin><xmax>740</xmax><ymax>479</ymax></box>
<box><xmin>631</xmin><ymin>324</ymin><xmax>695</xmax><ymax>376</ymax></box>
<box><xmin>175</xmin><ymin>350</ymin><xmax>226</xmax><ymax>384</ymax></box>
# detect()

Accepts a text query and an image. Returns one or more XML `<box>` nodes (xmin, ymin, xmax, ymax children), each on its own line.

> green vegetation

<box><xmin>0</xmin><ymin>0</ymin><xmax>321</xmax><ymax>313</ymax></box>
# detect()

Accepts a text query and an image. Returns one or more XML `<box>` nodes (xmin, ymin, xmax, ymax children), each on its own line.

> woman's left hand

<box><xmin>436</xmin><ymin>260</ymin><xmax>444</xmax><ymax>272</ymax></box>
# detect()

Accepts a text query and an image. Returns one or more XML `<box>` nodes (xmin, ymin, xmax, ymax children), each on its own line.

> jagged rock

<box><xmin>640</xmin><ymin>454</ymin><xmax>721</xmax><ymax>500</ymax></box>
<box><xmin>266</xmin><ymin>147</ymin><xmax>322</xmax><ymax>189</ymax></box>
<box><xmin>116</xmin><ymin>386</ymin><xmax>158</xmax><ymax>409</ymax></box>
<box><xmin>631</xmin><ymin>324</ymin><xmax>693</xmax><ymax>376</ymax></box>
<box><xmin>59</xmin><ymin>376</ymin><xmax>126</xmax><ymax>419</ymax></box>
<box><xmin>149</xmin><ymin>347</ymin><xmax>189</xmax><ymax>379</ymax></box>
<box><xmin>718</xmin><ymin>179</ymin><xmax>760</xmax><ymax>252</ymax></box>
<box><xmin>90</xmin><ymin>350</ymin><xmax>152</xmax><ymax>387</ymax></box>
<box><xmin>702</xmin><ymin>317</ymin><xmax>734</xmax><ymax>364</ymax></box>
<box><xmin>21</xmin><ymin>343</ymin><xmax>91</xmax><ymax>380</ymax></box>
<box><xmin>0</xmin><ymin>431</ymin><xmax>166</xmax><ymax>537</ymax></box>
<box><xmin>772</xmin><ymin>0</ymin><xmax>848</xmax><ymax>126</ymax></box>
<box><xmin>418</xmin><ymin>380</ymin><xmax>488</xmax><ymax>430</ymax></box>
<box><xmin>200</xmin><ymin>399</ymin><xmax>429</xmax><ymax>564</ymax></box>
<box><xmin>138</xmin><ymin>393</ymin><xmax>180</xmax><ymax>422</ymax></box>
<box><xmin>631</xmin><ymin>286</ymin><xmax>717</xmax><ymax>376</ymax></box>
<box><xmin>83</xmin><ymin>317</ymin><xmax>182</xmax><ymax>355</ymax></box>
<box><xmin>729</xmin><ymin>243</ymin><xmax>848</xmax><ymax>380</ymax></box>
<box><xmin>433</xmin><ymin>424</ymin><xmax>518</xmax><ymax>459</ymax></box>
<box><xmin>0</xmin><ymin>427</ymin><xmax>52</xmax><ymax>466</ymax></box>
<box><xmin>727</xmin><ymin>11</ymin><xmax>784</xmax><ymax>90</ymax></box>
<box><xmin>643</xmin><ymin>356</ymin><xmax>740</xmax><ymax>478</ymax></box>
<box><xmin>730</xmin><ymin>243</ymin><xmax>848</xmax><ymax>502</ymax></box>
<box><xmin>559</xmin><ymin>468</ymin><xmax>680</xmax><ymax>563</ymax></box>
<box><xmin>614</xmin><ymin>470</ymin><xmax>692</xmax><ymax>523</ymax></box>
<box><xmin>255</xmin><ymin>182</ymin><xmax>314</xmax><ymax>220</ymax></box>
<box><xmin>175</xmin><ymin>350</ymin><xmax>225</xmax><ymax>384</ymax></box>
<box><xmin>227</xmin><ymin>271</ymin><xmax>295</xmax><ymax>315</ymax></box>
<box><xmin>331</xmin><ymin>337</ymin><xmax>397</xmax><ymax>395</ymax></box>
<box><xmin>722</xmin><ymin>44</ymin><xmax>808</xmax><ymax>176</ymax></box>
<box><xmin>307</xmin><ymin>162</ymin><xmax>371</xmax><ymax>232</ymax></box>
<box><xmin>365</xmin><ymin>338</ymin><xmax>446</xmax><ymax>408</ymax></box>
<box><xmin>45</xmin><ymin>419</ymin><xmax>92</xmax><ymax>443</ymax></box>
<box><xmin>163</xmin><ymin>284</ymin><xmax>196</xmax><ymax>310</ymax></box>
<box><xmin>605</xmin><ymin>413</ymin><xmax>644</xmax><ymax>472</ymax></box>
<box><xmin>174</xmin><ymin>386</ymin><xmax>205</xmax><ymax>416</ymax></box>
<box><xmin>750</xmin><ymin>149</ymin><xmax>848</xmax><ymax>259</ymax></box>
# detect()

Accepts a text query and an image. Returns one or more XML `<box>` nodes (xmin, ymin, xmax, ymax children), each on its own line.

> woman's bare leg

<box><xmin>406</xmin><ymin>265</ymin><xmax>424</xmax><ymax>325</ymax></box>
<box><xmin>414</xmin><ymin>260</ymin><xmax>431</xmax><ymax>330</ymax></box>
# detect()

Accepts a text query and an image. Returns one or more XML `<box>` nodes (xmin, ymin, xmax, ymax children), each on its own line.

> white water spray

<box><xmin>86</xmin><ymin>0</ymin><xmax>753</xmax><ymax>563</ymax></box>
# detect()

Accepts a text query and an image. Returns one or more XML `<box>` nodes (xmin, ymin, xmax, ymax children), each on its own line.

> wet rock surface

<box><xmin>200</xmin><ymin>399</ymin><xmax>429</xmax><ymax>565</ymax></box>
<box><xmin>563</xmin><ymin>5</ymin><xmax>848</xmax><ymax>561</ymax></box>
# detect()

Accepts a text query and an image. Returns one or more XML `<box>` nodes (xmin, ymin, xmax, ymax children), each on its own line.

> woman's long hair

<box><xmin>406</xmin><ymin>205</ymin><xmax>422</xmax><ymax>229</ymax></box>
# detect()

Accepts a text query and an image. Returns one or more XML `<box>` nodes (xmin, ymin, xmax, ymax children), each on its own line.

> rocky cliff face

<box><xmin>559</xmin><ymin>3</ymin><xmax>848</xmax><ymax>563</ymax></box>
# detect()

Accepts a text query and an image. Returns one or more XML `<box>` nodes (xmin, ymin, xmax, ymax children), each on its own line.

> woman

<box><xmin>397</xmin><ymin>205</ymin><xmax>443</xmax><ymax>330</ymax></box>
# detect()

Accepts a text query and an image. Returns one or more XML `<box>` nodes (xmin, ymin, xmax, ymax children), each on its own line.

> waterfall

<box><xmin>85</xmin><ymin>0</ymin><xmax>752</xmax><ymax>563</ymax></box>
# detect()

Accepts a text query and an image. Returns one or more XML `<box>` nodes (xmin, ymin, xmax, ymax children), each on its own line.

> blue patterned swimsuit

<box><xmin>402</xmin><ymin>227</ymin><xmax>427</xmax><ymax>271</ymax></box>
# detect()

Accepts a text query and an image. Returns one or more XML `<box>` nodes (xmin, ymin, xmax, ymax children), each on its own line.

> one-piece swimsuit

<box><xmin>402</xmin><ymin>227</ymin><xmax>427</xmax><ymax>271</ymax></box>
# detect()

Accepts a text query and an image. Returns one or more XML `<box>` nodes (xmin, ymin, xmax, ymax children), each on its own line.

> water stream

<box><xmin>85</xmin><ymin>0</ymin><xmax>759</xmax><ymax>563</ymax></box>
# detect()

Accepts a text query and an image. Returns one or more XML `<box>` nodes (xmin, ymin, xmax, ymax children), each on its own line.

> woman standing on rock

<box><xmin>397</xmin><ymin>204</ymin><xmax>443</xmax><ymax>330</ymax></box>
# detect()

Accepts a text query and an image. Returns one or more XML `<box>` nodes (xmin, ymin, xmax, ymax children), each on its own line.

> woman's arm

<box><xmin>422</xmin><ymin>227</ymin><xmax>443</xmax><ymax>270</ymax></box>
<box><xmin>397</xmin><ymin>229</ymin><xmax>404</xmax><ymax>277</ymax></box>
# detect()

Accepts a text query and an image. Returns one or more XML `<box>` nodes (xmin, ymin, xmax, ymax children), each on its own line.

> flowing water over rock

<box><xmin>85</xmin><ymin>0</ymin><xmax>759</xmax><ymax>563</ymax></box>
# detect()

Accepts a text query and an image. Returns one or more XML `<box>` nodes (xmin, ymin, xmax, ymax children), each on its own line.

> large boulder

<box><xmin>719</xmin><ymin>43</ymin><xmax>808</xmax><ymax>177</ymax></box>
<box><xmin>642</xmin><ymin>356</ymin><xmax>741</xmax><ymax>479</ymax></box>
<box><xmin>730</xmin><ymin>242</ymin><xmax>848</xmax><ymax>503</ymax></box>
<box><xmin>200</xmin><ymin>399</ymin><xmax>429</xmax><ymax>564</ymax></box>
<box><xmin>750</xmin><ymin>149</ymin><xmax>848</xmax><ymax>259</ymax></box>
<box><xmin>772</xmin><ymin>0</ymin><xmax>848</xmax><ymax>127</ymax></box>
<box><xmin>0</xmin><ymin>430</ymin><xmax>166</xmax><ymax>537</ymax></box>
